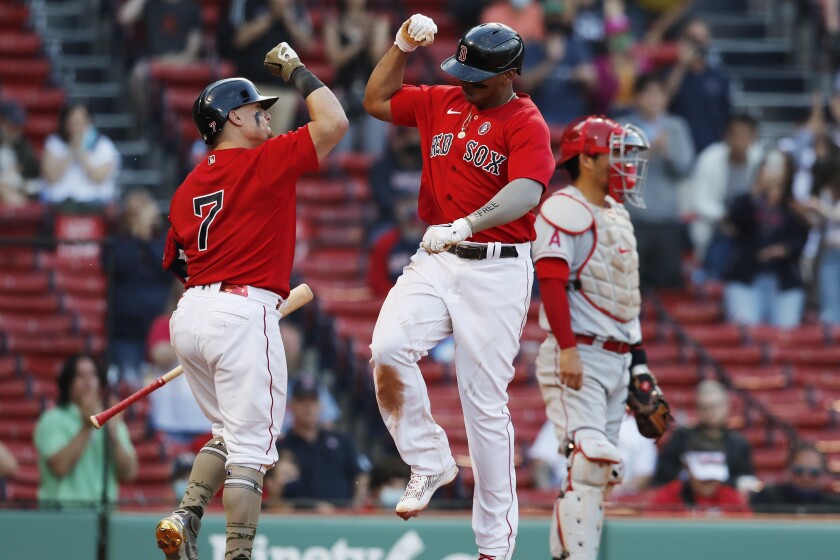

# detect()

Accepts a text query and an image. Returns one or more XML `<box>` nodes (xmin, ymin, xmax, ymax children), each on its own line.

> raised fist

<box><xmin>395</xmin><ymin>14</ymin><xmax>437</xmax><ymax>52</ymax></box>
<box><xmin>264</xmin><ymin>42</ymin><xmax>304</xmax><ymax>82</ymax></box>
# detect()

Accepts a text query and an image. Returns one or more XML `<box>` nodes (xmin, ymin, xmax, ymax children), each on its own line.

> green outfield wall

<box><xmin>1</xmin><ymin>511</ymin><xmax>838</xmax><ymax>559</ymax></box>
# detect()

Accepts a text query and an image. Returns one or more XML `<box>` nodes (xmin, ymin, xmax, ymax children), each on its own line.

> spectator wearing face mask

<box><xmin>365</xmin><ymin>455</ymin><xmax>411</xmax><ymax>511</ymax></box>
<box><xmin>751</xmin><ymin>443</ymin><xmax>840</xmax><ymax>513</ymax></box>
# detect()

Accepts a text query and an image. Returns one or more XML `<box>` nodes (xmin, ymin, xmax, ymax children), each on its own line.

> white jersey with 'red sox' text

<box><xmin>390</xmin><ymin>85</ymin><xmax>555</xmax><ymax>241</ymax></box>
<box><xmin>532</xmin><ymin>185</ymin><xmax>642</xmax><ymax>344</ymax></box>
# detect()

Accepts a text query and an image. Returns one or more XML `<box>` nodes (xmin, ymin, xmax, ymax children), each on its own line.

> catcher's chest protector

<box><xmin>578</xmin><ymin>201</ymin><xmax>641</xmax><ymax>322</ymax></box>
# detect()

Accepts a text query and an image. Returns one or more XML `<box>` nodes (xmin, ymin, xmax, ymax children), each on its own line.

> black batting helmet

<box><xmin>441</xmin><ymin>23</ymin><xmax>524</xmax><ymax>83</ymax></box>
<box><xmin>192</xmin><ymin>78</ymin><xmax>279</xmax><ymax>145</ymax></box>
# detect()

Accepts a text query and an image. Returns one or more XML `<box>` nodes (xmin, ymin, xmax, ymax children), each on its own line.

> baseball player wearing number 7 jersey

<box><xmin>532</xmin><ymin>116</ymin><xmax>672</xmax><ymax>560</ymax></box>
<box><xmin>364</xmin><ymin>16</ymin><xmax>555</xmax><ymax>560</ymax></box>
<box><xmin>156</xmin><ymin>43</ymin><xmax>347</xmax><ymax>560</ymax></box>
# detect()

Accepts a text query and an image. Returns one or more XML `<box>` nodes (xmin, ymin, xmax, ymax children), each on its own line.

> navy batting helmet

<box><xmin>192</xmin><ymin>78</ymin><xmax>278</xmax><ymax>145</ymax></box>
<box><xmin>441</xmin><ymin>23</ymin><xmax>524</xmax><ymax>83</ymax></box>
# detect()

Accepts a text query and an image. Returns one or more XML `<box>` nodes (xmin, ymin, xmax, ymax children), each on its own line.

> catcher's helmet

<box><xmin>557</xmin><ymin>116</ymin><xmax>650</xmax><ymax>207</ymax></box>
<box><xmin>441</xmin><ymin>23</ymin><xmax>524</xmax><ymax>83</ymax></box>
<box><xmin>193</xmin><ymin>78</ymin><xmax>278</xmax><ymax>145</ymax></box>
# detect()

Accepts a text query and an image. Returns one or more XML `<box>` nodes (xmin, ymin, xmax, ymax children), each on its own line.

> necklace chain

<box><xmin>458</xmin><ymin>92</ymin><xmax>516</xmax><ymax>139</ymax></box>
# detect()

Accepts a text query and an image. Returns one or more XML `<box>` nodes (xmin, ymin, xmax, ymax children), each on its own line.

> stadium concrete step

<box><xmin>703</xmin><ymin>13</ymin><xmax>767</xmax><ymax>40</ymax></box>
<box><xmin>715</xmin><ymin>40</ymin><xmax>793</xmax><ymax>68</ymax></box>
<box><xmin>729</xmin><ymin>67</ymin><xmax>811</xmax><ymax>94</ymax></box>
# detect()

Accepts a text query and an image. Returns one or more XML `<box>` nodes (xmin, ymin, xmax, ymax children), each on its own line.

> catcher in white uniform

<box><xmin>531</xmin><ymin>116</ymin><xmax>673</xmax><ymax>560</ymax></box>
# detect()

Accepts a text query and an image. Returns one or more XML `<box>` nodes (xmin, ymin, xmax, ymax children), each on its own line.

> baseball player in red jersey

<box><xmin>364</xmin><ymin>17</ymin><xmax>555</xmax><ymax>560</ymax></box>
<box><xmin>155</xmin><ymin>43</ymin><xmax>347</xmax><ymax>560</ymax></box>
<box><xmin>532</xmin><ymin>117</ymin><xmax>671</xmax><ymax>560</ymax></box>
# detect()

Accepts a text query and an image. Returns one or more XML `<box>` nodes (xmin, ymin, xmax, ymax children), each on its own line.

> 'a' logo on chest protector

<box><xmin>463</xmin><ymin>140</ymin><xmax>507</xmax><ymax>176</ymax></box>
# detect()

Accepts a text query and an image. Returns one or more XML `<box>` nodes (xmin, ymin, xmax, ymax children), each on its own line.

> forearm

<box><xmin>465</xmin><ymin>178</ymin><xmax>543</xmax><ymax>233</ymax></box>
<box><xmin>78</xmin><ymin>153</ymin><xmax>114</xmax><ymax>184</ymax></box>
<box><xmin>536</xmin><ymin>267</ymin><xmax>576</xmax><ymax>349</ymax></box>
<box><xmin>109</xmin><ymin>426</ymin><xmax>138</xmax><ymax>481</ymax></box>
<box><xmin>42</xmin><ymin>153</ymin><xmax>71</xmax><ymax>183</ymax></box>
<box><xmin>233</xmin><ymin>15</ymin><xmax>272</xmax><ymax>50</ymax></box>
<box><xmin>665</xmin><ymin>63</ymin><xmax>688</xmax><ymax>100</ymax></box>
<box><xmin>519</xmin><ymin>60</ymin><xmax>554</xmax><ymax>91</ymax></box>
<box><xmin>47</xmin><ymin>425</ymin><xmax>92</xmax><ymax>477</ymax></box>
<box><xmin>0</xmin><ymin>442</ymin><xmax>18</xmax><ymax>477</ymax></box>
<box><xmin>117</xmin><ymin>0</ymin><xmax>146</xmax><ymax>25</ymax></box>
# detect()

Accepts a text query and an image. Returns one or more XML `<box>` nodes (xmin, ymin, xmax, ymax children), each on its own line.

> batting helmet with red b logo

<box><xmin>441</xmin><ymin>23</ymin><xmax>524</xmax><ymax>83</ymax></box>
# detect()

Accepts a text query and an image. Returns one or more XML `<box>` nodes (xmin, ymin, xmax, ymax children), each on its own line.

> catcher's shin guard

<box><xmin>551</xmin><ymin>431</ymin><xmax>620</xmax><ymax>560</ymax></box>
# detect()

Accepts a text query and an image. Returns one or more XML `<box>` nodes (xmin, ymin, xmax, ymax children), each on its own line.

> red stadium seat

<box><xmin>0</xmin><ymin>86</ymin><xmax>65</xmax><ymax>114</ymax></box>
<box><xmin>5</xmin><ymin>334</ymin><xmax>86</xmax><ymax>356</ymax></box>
<box><xmin>0</xmin><ymin>293</ymin><xmax>59</xmax><ymax>314</ymax></box>
<box><xmin>0</xmin><ymin>356</ymin><xmax>16</xmax><ymax>380</ymax></box>
<box><xmin>0</xmin><ymin>202</ymin><xmax>45</xmax><ymax>238</ymax></box>
<box><xmin>771</xmin><ymin>347</ymin><xmax>840</xmax><ymax>367</ymax></box>
<box><xmin>20</xmin><ymin>355</ymin><xmax>64</xmax><ymax>379</ymax></box>
<box><xmin>665</xmin><ymin>301</ymin><xmax>723</xmax><ymax>324</ymax></box>
<box><xmin>0</xmin><ymin>57</ymin><xmax>50</xmax><ymax>86</ymax></box>
<box><xmin>5</xmin><ymin>482</ymin><xmax>38</xmax><ymax>502</ymax></box>
<box><xmin>746</xmin><ymin>324</ymin><xmax>828</xmax><ymax>348</ymax></box>
<box><xmin>0</xmin><ymin>5</ymin><xmax>30</xmax><ymax>30</ymax></box>
<box><xmin>728</xmin><ymin>366</ymin><xmax>789</xmax><ymax>390</ymax></box>
<box><xmin>0</xmin><ymin>32</ymin><xmax>41</xmax><ymax>58</ymax></box>
<box><xmin>53</xmin><ymin>271</ymin><xmax>107</xmax><ymax>297</ymax></box>
<box><xmin>0</xmin><ymin>313</ymin><xmax>74</xmax><ymax>336</ymax></box>
<box><xmin>653</xmin><ymin>364</ymin><xmax>701</xmax><ymax>387</ymax></box>
<box><xmin>150</xmin><ymin>60</ymin><xmax>235</xmax><ymax>86</ymax></box>
<box><xmin>319</xmin><ymin>296</ymin><xmax>385</xmax><ymax>318</ymax></box>
<box><xmin>2</xmin><ymin>440</ymin><xmax>37</xmax><ymax>464</ymax></box>
<box><xmin>296</xmin><ymin>249</ymin><xmax>364</xmax><ymax>280</ymax></box>
<box><xmin>0</xmin><ymin>418</ymin><xmax>36</xmax><ymax>440</ymax></box>
<box><xmin>705</xmin><ymin>345</ymin><xmax>764</xmax><ymax>367</ymax></box>
<box><xmin>62</xmin><ymin>294</ymin><xmax>106</xmax><ymax>314</ymax></box>
<box><xmin>0</xmin><ymin>247</ymin><xmax>37</xmax><ymax>271</ymax></box>
<box><xmin>0</xmin><ymin>400</ymin><xmax>40</xmax><ymax>419</ymax></box>
<box><xmin>683</xmin><ymin>323</ymin><xmax>743</xmax><ymax>347</ymax></box>
<box><xmin>0</xmin><ymin>270</ymin><xmax>50</xmax><ymax>294</ymax></box>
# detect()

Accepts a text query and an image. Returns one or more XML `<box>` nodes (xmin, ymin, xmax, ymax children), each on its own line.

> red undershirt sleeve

<box><xmin>535</xmin><ymin>258</ymin><xmax>576</xmax><ymax>350</ymax></box>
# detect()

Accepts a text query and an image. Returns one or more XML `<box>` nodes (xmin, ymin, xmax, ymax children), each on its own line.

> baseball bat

<box><xmin>90</xmin><ymin>283</ymin><xmax>314</xmax><ymax>429</ymax></box>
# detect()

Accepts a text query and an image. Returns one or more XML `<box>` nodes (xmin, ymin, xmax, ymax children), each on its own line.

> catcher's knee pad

<box><xmin>551</xmin><ymin>432</ymin><xmax>619</xmax><ymax>560</ymax></box>
<box><xmin>199</xmin><ymin>436</ymin><xmax>227</xmax><ymax>462</ymax></box>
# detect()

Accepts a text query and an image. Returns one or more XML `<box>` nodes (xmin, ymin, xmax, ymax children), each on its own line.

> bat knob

<box><xmin>90</xmin><ymin>415</ymin><xmax>102</xmax><ymax>429</ymax></box>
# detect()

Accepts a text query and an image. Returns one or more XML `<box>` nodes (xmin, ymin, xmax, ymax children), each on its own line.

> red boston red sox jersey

<box><xmin>167</xmin><ymin>126</ymin><xmax>318</xmax><ymax>298</ymax></box>
<box><xmin>390</xmin><ymin>85</ymin><xmax>554</xmax><ymax>243</ymax></box>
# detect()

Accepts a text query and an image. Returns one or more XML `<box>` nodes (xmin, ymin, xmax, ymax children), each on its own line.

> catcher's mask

<box><xmin>557</xmin><ymin>116</ymin><xmax>650</xmax><ymax>208</ymax></box>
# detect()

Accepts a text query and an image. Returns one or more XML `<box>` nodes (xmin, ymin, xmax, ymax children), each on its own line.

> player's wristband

<box><xmin>394</xmin><ymin>33</ymin><xmax>417</xmax><ymax>53</ymax></box>
<box><xmin>289</xmin><ymin>67</ymin><xmax>325</xmax><ymax>99</ymax></box>
<box><xmin>630</xmin><ymin>344</ymin><xmax>647</xmax><ymax>369</ymax></box>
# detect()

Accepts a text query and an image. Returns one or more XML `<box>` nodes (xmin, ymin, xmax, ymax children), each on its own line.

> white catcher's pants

<box><xmin>170</xmin><ymin>283</ymin><xmax>288</xmax><ymax>471</ymax></box>
<box><xmin>370</xmin><ymin>246</ymin><xmax>532</xmax><ymax>559</ymax></box>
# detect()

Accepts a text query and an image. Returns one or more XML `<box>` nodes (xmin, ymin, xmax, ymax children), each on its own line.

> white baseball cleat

<box><xmin>395</xmin><ymin>464</ymin><xmax>459</xmax><ymax>520</ymax></box>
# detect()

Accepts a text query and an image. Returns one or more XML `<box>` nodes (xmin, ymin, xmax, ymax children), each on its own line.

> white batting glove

<box><xmin>395</xmin><ymin>14</ymin><xmax>437</xmax><ymax>53</ymax></box>
<box><xmin>421</xmin><ymin>218</ymin><xmax>473</xmax><ymax>254</ymax></box>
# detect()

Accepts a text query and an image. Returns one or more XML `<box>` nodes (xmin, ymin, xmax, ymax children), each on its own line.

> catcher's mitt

<box><xmin>626</xmin><ymin>366</ymin><xmax>674</xmax><ymax>439</ymax></box>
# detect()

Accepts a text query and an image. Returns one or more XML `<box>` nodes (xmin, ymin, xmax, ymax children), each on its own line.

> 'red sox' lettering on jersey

<box><xmin>390</xmin><ymin>85</ymin><xmax>554</xmax><ymax>243</ymax></box>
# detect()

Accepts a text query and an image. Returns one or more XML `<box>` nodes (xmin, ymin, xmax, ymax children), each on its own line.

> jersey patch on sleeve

<box><xmin>540</xmin><ymin>193</ymin><xmax>594</xmax><ymax>235</ymax></box>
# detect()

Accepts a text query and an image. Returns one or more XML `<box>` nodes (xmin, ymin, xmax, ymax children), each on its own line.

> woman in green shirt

<box><xmin>34</xmin><ymin>353</ymin><xmax>137</xmax><ymax>504</ymax></box>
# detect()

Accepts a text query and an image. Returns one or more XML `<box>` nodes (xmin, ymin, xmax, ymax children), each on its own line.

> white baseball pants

<box><xmin>370</xmin><ymin>246</ymin><xmax>532</xmax><ymax>559</ymax></box>
<box><xmin>170</xmin><ymin>283</ymin><xmax>287</xmax><ymax>471</ymax></box>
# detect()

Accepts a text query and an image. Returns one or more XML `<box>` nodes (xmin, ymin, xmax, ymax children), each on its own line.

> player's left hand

<box><xmin>558</xmin><ymin>347</ymin><xmax>583</xmax><ymax>390</ymax></box>
<box><xmin>627</xmin><ymin>364</ymin><xmax>674</xmax><ymax>439</ymax></box>
<box><xmin>421</xmin><ymin>218</ymin><xmax>473</xmax><ymax>254</ymax></box>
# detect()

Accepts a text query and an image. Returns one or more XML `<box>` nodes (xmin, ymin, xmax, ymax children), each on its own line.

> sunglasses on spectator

<box><xmin>791</xmin><ymin>466</ymin><xmax>822</xmax><ymax>477</ymax></box>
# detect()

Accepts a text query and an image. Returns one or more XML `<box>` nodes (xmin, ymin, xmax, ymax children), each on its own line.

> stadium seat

<box><xmin>20</xmin><ymin>355</ymin><xmax>64</xmax><ymax>379</ymax></box>
<box><xmin>0</xmin><ymin>313</ymin><xmax>74</xmax><ymax>336</ymax></box>
<box><xmin>683</xmin><ymin>323</ymin><xmax>743</xmax><ymax>347</ymax></box>
<box><xmin>53</xmin><ymin>271</ymin><xmax>107</xmax><ymax>297</ymax></box>
<box><xmin>0</xmin><ymin>293</ymin><xmax>59</xmax><ymax>315</ymax></box>
<box><xmin>0</xmin><ymin>418</ymin><xmax>36</xmax><ymax>440</ymax></box>
<box><xmin>771</xmin><ymin>347</ymin><xmax>840</xmax><ymax>367</ymax></box>
<box><xmin>0</xmin><ymin>399</ymin><xmax>40</xmax><ymax>419</ymax></box>
<box><xmin>665</xmin><ymin>301</ymin><xmax>723</xmax><ymax>324</ymax></box>
<box><xmin>150</xmin><ymin>60</ymin><xmax>235</xmax><ymax>86</ymax></box>
<box><xmin>5</xmin><ymin>335</ymin><xmax>86</xmax><ymax>356</ymax></box>
<box><xmin>728</xmin><ymin>365</ymin><xmax>789</xmax><ymax>390</ymax></box>
<box><xmin>705</xmin><ymin>345</ymin><xmax>764</xmax><ymax>367</ymax></box>
<box><xmin>0</xmin><ymin>4</ymin><xmax>30</xmax><ymax>30</ymax></box>
<box><xmin>0</xmin><ymin>202</ymin><xmax>45</xmax><ymax>238</ymax></box>
<box><xmin>0</xmin><ymin>85</ymin><xmax>65</xmax><ymax>115</ymax></box>
<box><xmin>0</xmin><ymin>32</ymin><xmax>40</xmax><ymax>58</ymax></box>
<box><xmin>0</xmin><ymin>356</ymin><xmax>16</xmax><ymax>380</ymax></box>
<box><xmin>0</xmin><ymin>57</ymin><xmax>50</xmax><ymax>86</ymax></box>
<box><xmin>296</xmin><ymin>249</ymin><xmax>364</xmax><ymax>280</ymax></box>
<box><xmin>746</xmin><ymin>324</ymin><xmax>828</xmax><ymax>348</ymax></box>
<box><xmin>4</xmin><ymin>481</ymin><xmax>38</xmax><ymax>502</ymax></box>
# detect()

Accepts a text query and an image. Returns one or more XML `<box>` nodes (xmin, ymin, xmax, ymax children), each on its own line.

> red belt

<box><xmin>220</xmin><ymin>282</ymin><xmax>248</xmax><ymax>297</ymax></box>
<box><xmin>575</xmin><ymin>334</ymin><xmax>631</xmax><ymax>354</ymax></box>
